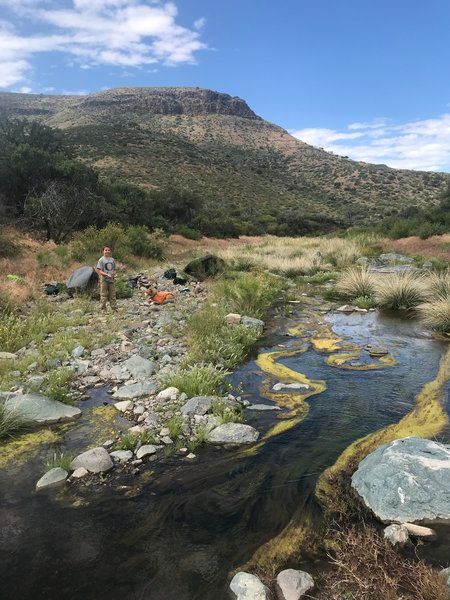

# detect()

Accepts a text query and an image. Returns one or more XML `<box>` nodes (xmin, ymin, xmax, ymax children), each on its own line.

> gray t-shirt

<box><xmin>97</xmin><ymin>256</ymin><xmax>116</xmax><ymax>279</ymax></box>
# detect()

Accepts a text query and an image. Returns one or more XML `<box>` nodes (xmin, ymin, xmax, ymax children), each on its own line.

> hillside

<box><xmin>0</xmin><ymin>87</ymin><xmax>446</xmax><ymax>226</ymax></box>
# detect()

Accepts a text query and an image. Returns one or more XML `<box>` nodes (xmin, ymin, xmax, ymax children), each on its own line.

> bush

<box><xmin>43</xmin><ymin>368</ymin><xmax>74</xmax><ymax>404</ymax></box>
<box><xmin>336</xmin><ymin>267</ymin><xmax>376</xmax><ymax>300</ymax></box>
<box><xmin>162</xmin><ymin>364</ymin><xmax>229</xmax><ymax>397</ymax></box>
<box><xmin>211</xmin><ymin>400</ymin><xmax>243</xmax><ymax>424</ymax></box>
<box><xmin>376</xmin><ymin>272</ymin><xmax>426</xmax><ymax>310</ymax></box>
<box><xmin>0</xmin><ymin>404</ymin><xmax>32</xmax><ymax>441</ymax></box>
<box><xmin>0</xmin><ymin>228</ymin><xmax>20</xmax><ymax>258</ymax></box>
<box><xmin>175</xmin><ymin>225</ymin><xmax>202</xmax><ymax>240</ymax></box>
<box><xmin>115</xmin><ymin>276</ymin><xmax>133</xmax><ymax>299</ymax></box>
<box><xmin>126</xmin><ymin>225</ymin><xmax>167</xmax><ymax>258</ymax></box>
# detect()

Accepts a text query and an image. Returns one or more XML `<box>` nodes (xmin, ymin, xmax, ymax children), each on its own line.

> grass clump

<box><xmin>0</xmin><ymin>228</ymin><xmax>20</xmax><ymax>259</ymax></box>
<box><xmin>42</xmin><ymin>368</ymin><xmax>74</xmax><ymax>404</ymax></box>
<box><xmin>44</xmin><ymin>450</ymin><xmax>73</xmax><ymax>471</ymax></box>
<box><xmin>353</xmin><ymin>296</ymin><xmax>377</xmax><ymax>310</ymax></box>
<box><xmin>117</xmin><ymin>432</ymin><xmax>138</xmax><ymax>451</ymax></box>
<box><xmin>213</xmin><ymin>273</ymin><xmax>284</xmax><ymax>319</ymax></box>
<box><xmin>0</xmin><ymin>404</ymin><xmax>32</xmax><ymax>442</ymax></box>
<box><xmin>336</xmin><ymin>267</ymin><xmax>376</xmax><ymax>300</ymax></box>
<box><xmin>418</xmin><ymin>299</ymin><xmax>450</xmax><ymax>334</ymax></box>
<box><xmin>424</xmin><ymin>271</ymin><xmax>450</xmax><ymax>300</ymax></box>
<box><xmin>211</xmin><ymin>400</ymin><xmax>243</xmax><ymax>424</ymax></box>
<box><xmin>162</xmin><ymin>363</ymin><xmax>229</xmax><ymax>397</ymax></box>
<box><xmin>140</xmin><ymin>430</ymin><xmax>158</xmax><ymax>445</ymax></box>
<box><xmin>166</xmin><ymin>415</ymin><xmax>183</xmax><ymax>439</ymax></box>
<box><xmin>193</xmin><ymin>424</ymin><xmax>208</xmax><ymax>444</ymax></box>
<box><xmin>375</xmin><ymin>272</ymin><xmax>426</xmax><ymax>310</ymax></box>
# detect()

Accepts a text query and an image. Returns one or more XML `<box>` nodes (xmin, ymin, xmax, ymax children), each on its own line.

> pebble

<box><xmin>72</xmin><ymin>467</ymin><xmax>89</xmax><ymax>479</ymax></box>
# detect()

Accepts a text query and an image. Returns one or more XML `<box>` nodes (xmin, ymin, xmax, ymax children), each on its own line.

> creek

<box><xmin>0</xmin><ymin>305</ymin><xmax>449</xmax><ymax>599</ymax></box>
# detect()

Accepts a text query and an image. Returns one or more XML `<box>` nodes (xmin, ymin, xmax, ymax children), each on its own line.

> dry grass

<box><xmin>417</xmin><ymin>298</ymin><xmax>450</xmax><ymax>333</ymax></box>
<box><xmin>314</xmin><ymin>525</ymin><xmax>449</xmax><ymax>600</ymax></box>
<box><xmin>424</xmin><ymin>271</ymin><xmax>450</xmax><ymax>300</ymax></box>
<box><xmin>375</xmin><ymin>272</ymin><xmax>427</xmax><ymax>310</ymax></box>
<box><xmin>336</xmin><ymin>266</ymin><xmax>376</xmax><ymax>299</ymax></box>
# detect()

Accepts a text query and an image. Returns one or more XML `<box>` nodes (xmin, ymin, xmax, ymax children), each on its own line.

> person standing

<box><xmin>96</xmin><ymin>246</ymin><xmax>118</xmax><ymax>311</ymax></box>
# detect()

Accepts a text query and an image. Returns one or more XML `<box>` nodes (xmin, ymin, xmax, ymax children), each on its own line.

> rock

<box><xmin>376</xmin><ymin>252</ymin><xmax>414</xmax><ymax>266</ymax></box>
<box><xmin>351</xmin><ymin>437</ymin><xmax>450</xmax><ymax>523</ymax></box>
<box><xmin>383</xmin><ymin>524</ymin><xmax>409</xmax><ymax>546</ymax></box>
<box><xmin>36</xmin><ymin>468</ymin><xmax>68</xmax><ymax>490</ymax></box>
<box><xmin>112</xmin><ymin>381</ymin><xmax>156</xmax><ymax>400</ymax></box>
<box><xmin>356</xmin><ymin>257</ymin><xmax>369</xmax><ymax>266</ymax></box>
<box><xmin>162</xmin><ymin>436</ymin><xmax>173</xmax><ymax>445</ymax></box>
<box><xmin>156</xmin><ymin>387</ymin><xmax>179</xmax><ymax>401</ymax></box>
<box><xmin>72</xmin><ymin>360</ymin><xmax>89</xmax><ymax>374</ymax></box>
<box><xmin>208</xmin><ymin>423</ymin><xmax>259</xmax><ymax>445</ymax></box>
<box><xmin>186</xmin><ymin>453</ymin><xmax>196</xmax><ymax>459</ymax></box>
<box><xmin>181</xmin><ymin>396</ymin><xmax>214</xmax><ymax>416</ymax></box>
<box><xmin>121</xmin><ymin>340</ymin><xmax>133</xmax><ymax>353</ymax></box>
<box><xmin>439</xmin><ymin>567</ymin><xmax>450</xmax><ymax>589</ymax></box>
<box><xmin>276</xmin><ymin>569</ymin><xmax>314</xmax><ymax>599</ymax></box>
<box><xmin>247</xmin><ymin>404</ymin><xmax>281</xmax><ymax>411</ymax></box>
<box><xmin>403</xmin><ymin>523</ymin><xmax>437</xmax><ymax>540</ymax></box>
<box><xmin>0</xmin><ymin>352</ymin><xmax>17</xmax><ymax>361</ymax></box>
<box><xmin>27</xmin><ymin>362</ymin><xmax>38</xmax><ymax>371</ymax></box>
<box><xmin>114</xmin><ymin>400</ymin><xmax>133</xmax><ymax>412</ymax></box>
<box><xmin>240</xmin><ymin>316</ymin><xmax>264</xmax><ymax>329</ymax></box>
<box><xmin>136</xmin><ymin>445</ymin><xmax>157</xmax><ymax>459</ymax></box>
<box><xmin>103</xmin><ymin>439</ymin><xmax>114</xmax><ymax>448</ymax></box>
<box><xmin>366</xmin><ymin>345</ymin><xmax>389</xmax><ymax>357</ymax></box>
<box><xmin>422</xmin><ymin>261</ymin><xmax>433</xmax><ymax>269</ymax></box>
<box><xmin>159</xmin><ymin>427</ymin><xmax>170</xmax><ymax>437</ymax></box>
<box><xmin>4</xmin><ymin>393</ymin><xmax>81</xmax><ymax>425</ymax></box>
<box><xmin>26</xmin><ymin>375</ymin><xmax>46</xmax><ymax>389</ymax></box>
<box><xmin>72</xmin><ymin>467</ymin><xmax>89</xmax><ymax>479</ymax></box>
<box><xmin>70</xmin><ymin>447</ymin><xmax>114</xmax><ymax>473</ymax></box>
<box><xmin>90</xmin><ymin>348</ymin><xmax>106</xmax><ymax>358</ymax></box>
<box><xmin>230</xmin><ymin>572</ymin><xmax>270</xmax><ymax>599</ymax></box>
<box><xmin>336</xmin><ymin>304</ymin><xmax>357</xmax><ymax>313</ymax></box>
<box><xmin>46</xmin><ymin>358</ymin><xmax>61</xmax><ymax>369</ymax></box>
<box><xmin>110</xmin><ymin>450</ymin><xmax>133</xmax><ymax>462</ymax></box>
<box><xmin>272</xmin><ymin>382</ymin><xmax>310</xmax><ymax>392</ymax></box>
<box><xmin>133</xmin><ymin>405</ymin><xmax>145</xmax><ymax>416</ymax></box>
<box><xmin>226</xmin><ymin>313</ymin><xmax>242</xmax><ymax>324</ymax></box>
<box><xmin>122</xmin><ymin>354</ymin><xmax>156</xmax><ymax>378</ymax></box>
<box><xmin>71</xmin><ymin>345</ymin><xmax>85</xmax><ymax>358</ymax></box>
<box><xmin>128</xmin><ymin>425</ymin><xmax>143</xmax><ymax>435</ymax></box>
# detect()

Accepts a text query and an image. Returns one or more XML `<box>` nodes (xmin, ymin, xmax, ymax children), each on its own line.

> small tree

<box><xmin>24</xmin><ymin>181</ymin><xmax>100</xmax><ymax>242</ymax></box>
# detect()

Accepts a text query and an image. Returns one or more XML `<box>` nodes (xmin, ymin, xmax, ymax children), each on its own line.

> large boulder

<box><xmin>276</xmin><ymin>569</ymin><xmax>314</xmax><ymax>599</ymax></box>
<box><xmin>351</xmin><ymin>437</ymin><xmax>450</xmax><ymax>523</ymax></box>
<box><xmin>4</xmin><ymin>393</ymin><xmax>81</xmax><ymax>425</ymax></box>
<box><xmin>67</xmin><ymin>266</ymin><xmax>98</xmax><ymax>294</ymax></box>
<box><xmin>112</xmin><ymin>381</ymin><xmax>156</xmax><ymax>400</ymax></box>
<box><xmin>230</xmin><ymin>572</ymin><xmax>271</xmax><ymax>599</ymax></box>
<box><xmin>122</xmin><ymin>355</ymin><xmax>156</xmax><ymax>378</ymax></box>
<box><xmin>208</xmin><ymin>423</ymin><xmax>259</xmax><ymax>445</ymax></box>
<box><xmin>70</xmin><ymin>447</ymin><xmax>114</xmax><ymax>473</ymax></box>
<box><xmin>184</xmin><ymin>254</ymin><xmax>225</xmax><ymax>280</ymax></box>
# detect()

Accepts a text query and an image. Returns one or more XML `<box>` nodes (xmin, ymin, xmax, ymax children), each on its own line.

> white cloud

<box><xmin>0</xmin><ymin>1</ymin><xmax>207</xmax><ymax>89</ymax></box>
<box><xmin>291</xmin><ymin>114</ymin><xmax>450</xmax><ymax>172</ymax></box>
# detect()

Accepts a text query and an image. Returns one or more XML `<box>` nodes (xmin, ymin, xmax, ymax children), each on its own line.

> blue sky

<box><xmin>1</xmin><ymin>0</ymin><xmax>450</xmax><ymax>171</ymax></box>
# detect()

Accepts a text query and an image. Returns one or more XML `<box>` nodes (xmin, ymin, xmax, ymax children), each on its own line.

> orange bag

<box><xmin>146</xmin><ymin>288</ymin><xmax>174</xmax><ymax>304</ymax></box>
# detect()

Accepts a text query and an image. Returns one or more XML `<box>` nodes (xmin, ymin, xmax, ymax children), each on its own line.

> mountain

<box><xmin>0</xmin><ymin>87</ymin><xmax>446</xmax><ymax>227</ymax></box>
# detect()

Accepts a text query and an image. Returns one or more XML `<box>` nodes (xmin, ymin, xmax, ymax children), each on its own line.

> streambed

<box><xmin>0</xmin><ymin>306</ymin><xmax>449</xmax><ymax>599</ymax></box>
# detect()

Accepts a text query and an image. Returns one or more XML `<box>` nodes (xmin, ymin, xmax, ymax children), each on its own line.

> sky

<box><xmin>1</xmin><ymin>0</ymin><xmax>450</xmax><ymax>172</ymax></box>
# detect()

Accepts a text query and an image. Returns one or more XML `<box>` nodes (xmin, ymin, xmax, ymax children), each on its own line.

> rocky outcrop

<box><xmin>351</xmin><ymin>437</ymin><xmax>450</xmax><ymax>523</ymax></box>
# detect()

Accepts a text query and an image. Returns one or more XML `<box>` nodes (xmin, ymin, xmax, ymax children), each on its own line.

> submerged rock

<box><xmin>70</xmin><ymin>447</ymin><xmax>114</xmax><ymax>473</ymax></box>
<box><xmin>247</xmin><ymin>404</ymin><xmax>281</xmax><ymax>411</ymax></box>
<box><xmin>208</xmin><ymin>423</ymin><xmax>259</xmax><ymax>445</ymax></box>
<box><xmin>4</xmin><ymin>393</ymin><xmax>81</xmax><ymax>425</ymax></box>
<box><xmin>230</xmin><ymin>572</ymin><xmax>270</xmax><ymax>599</ymax></box>
<box><xmin>272</xmin><ymin>382</ymin><xmax>310</xmax><ymax>392</ymax></box>
<box><xmin>351</xmin><ymin>437</ymin><xmax>450</xmax><ymax>523</ymax></box>
<box><xmin>36</xmin><ymin>468</ymin><xmax>68</xmax><ymax>490</ymax></box>
<box><xmin>276</xmin><ymin>569</ymin><xmax>314</xmax><ymax>599</ymax></box>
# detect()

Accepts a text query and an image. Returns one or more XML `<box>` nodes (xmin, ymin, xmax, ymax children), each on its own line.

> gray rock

<box><xmin>72</xmin><ymin>467</ymin><xmax>89</xmax><ymax>479</ymax></box>
<box><xmin>439</xmin><ymin>567</ymin><xmax>450</xmax><ymax>589</ymax></box>
<box><xmin>112</xmin><ymin>381</ymin><xmax>156</xmax><ymax>400</ymax></box>
<box><xmin>383</xmin><ymin>524</ymin><xmax>409</xmax><ymax>546</ymax></box>
<box><xmin>181</xmin><ymin>396</ymin><xmax>214</xmax><ymax>416</ymax></box>
<box><xmin>26</xmin><ymin>375</ymin><xmax>46</xmax><ymax>390</ymax></box>
<box><xmin>276</xmin><ymin>569</ymin><xmax>314</xmax><ymax>599</ymax></box>
<box><xmin>90</xmin><ymin>348</ymin><xmax>106</xmax><ymax>358</ymax></box>
<box><xmin>422</xmin><ymin>261</ymin><xmax>433</xmax><ymax>269</ymax></box>
<box><xmin>36</xmin><ymin>467</ymin><xmax>68</xmax><ymax>490</ymax></box>
<box><xmin>136</xmin><ymin>445</ymin><xmax>157</xmax><ymax>459</ymax></box>
<box><xmin>4</xmin><ymin>393</ymin><xmax>81</xmax><ymax>425</ymax></box>
<box><xmin>208</xmin><ymin>423</ymin><xmax>259</xmax><ymax>445</ymax></box>
<box><xmin>247</xmin><ymin>404</ymin><xmax>281</xmax><ymax>411</ymax></box>
<box><xmin>72</xmin><ymin>360</ymin><xmax>90</xmax><ymax>374</ymax></box>
<box><xmin>230</xmin><ymin>572</ymin><xmax>270</xmax><ymax>599</ymax></box>
<box><xmin>27</xmin><ymin>362</ymin><xmax>38</xmax><ymax>371</ymax></box>
<box><xmin>70</xmin><ymin>447</ymin><xmax>114</xmax><ymax>473</ymax></box>
<box><xmin>71</xmin><ymin>345</ymin><xmax>85</xmax><ymax>358</ymax></box>
<box><xmin>272</xmin><ymin>382</ymin><xmax>310</xmax><ymax>392</ymax></box>
<box><xmin>122</xmin><ymin>354</ymin><xmax>156</xmax><ymax>378</ymax></box>
<box><xmin>240</xmin><ymin>316</ymin><xmax>264</xmax><ymax>329</ymax></box>
<box><xmin>156</xmin><ymin>387</ymin><xmax>179</xmax><ymax>401</ymax></box>
<box><xmin>356</xmin><ymin>257</ymin><xmax>369</xmax><ymax>266</ymax></box>
<box><xmin>114</xmin><ymin>400</ymin><xmax>133</xmax><ymax>412</ymax></box>
<box><xmin>110</xmin><ymin>450</ymin><xmax>133</xmax><ymax>462</ymax></box>
<box><xmin>351</xmin><ymin>437</ymin><xmax>450</xmax><ymax>523</ymax></box>
<box><xmin>0</xmin><ymin>352</ymin><xmax>17</xmax><ymax>361</ymax></box>
<box><xmin>403</xmin><ymin>523</ymin><xmax>436</xmax><ymax>540</ymax></box>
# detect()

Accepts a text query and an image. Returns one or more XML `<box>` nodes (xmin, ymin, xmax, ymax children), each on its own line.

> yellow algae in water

<box><xmin>256</xmin><ymin>349</ymin><xmax>310</xmax><ymax>385</ymax></box>
<box><xmin>86</xmin><ymin>405</ymin><xmax>120</xmax><ymax>447</ymax></box>
<box><xmin>325</xmin><ymin>351</ymin><xmax>397</xmax><ymax>370</ymax></box>
<box><xmin>311</xmin><ymin>332</ymin><xmax>343</xmax><ymax>353</ymax></box>
<box><xmin>316</xmin><ymin>346</ymin><xmax>450</xmax><ymax>514</ymax></box>
<box><xmin>0</xmin><ymin>429</ymin><xmax>60</xmax><ymax>468</ymax></box>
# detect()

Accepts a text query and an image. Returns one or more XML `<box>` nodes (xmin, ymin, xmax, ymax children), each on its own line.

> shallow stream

<box><xmin>1</xmin><ymin>306</ymin><xmax>449</xmax><ymax>599</ymax></box>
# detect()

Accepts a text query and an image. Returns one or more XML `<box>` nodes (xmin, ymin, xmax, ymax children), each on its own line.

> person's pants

<box><xmin>100</xmin><ymin>278</ymin><xmax>117</xmax><ymax>310</ymax></box>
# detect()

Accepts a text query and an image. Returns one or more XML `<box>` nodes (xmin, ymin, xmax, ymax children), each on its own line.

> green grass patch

<box><xmin>42</xmin><ymin>368</ymin><xmax>75</xmax><ymax>404</ymax></box>
<box><xmin>165</xmin><ymin>415</ymin><xmax>183</xmax><ymax>439</ymax></box>
<box><xmin>0</xmin><ymin>404</ymin><xmax>33</xmax><ymax>442</ymax></box>
<box><xmin>211</xmin><ymin>400</ymin><xmax>243</xmax><ymax>424</ymax></box>
<box><xmin>162</xmin><ymin>363</ymin><xmax>229</xmax><ymax>397</ymax></box>
<box><xmin>117</xmin><ymin>432</ymin><xmax>138</xmax><ymax>451</ymax></box>
<box><xmin>140</xmin><ymin>430</ymin><xmax>158</xmax><ymax>446</ymax></box>
<box><xmin>44</xmin><ymin>450</ymin><xmax>73</xmax><ymax>471</ymax></box>
<box><xmin>353</xmin><ymin>296</ymin><xmax>377</xmax><ymax>309</ymax></box>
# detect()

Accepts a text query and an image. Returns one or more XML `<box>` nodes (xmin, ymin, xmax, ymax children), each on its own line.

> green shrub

<box><xmin>353</xmin><ymin>296</ymin><xmax>377</xmax><ymax>309</ymax></box>
<box><xmin>193</xmin><ymin>424</ymin><xmax>208</xmax><ymax>444</ymax></box>
<box><xmin>336</xmin><ymin>267</ymin><xmax>376</xmax><ymax>300</ymax></box>
<box><xmin>44</xmin><ymin>451</ymin><xmax>73</xmax><ymax>471</ymax></box>
<box><xmin>126</xmin><ymin>225</ymin><xmax>167</xmax><ymax>258</ymax></box>
<box><xmin>213</xmin><ymin>273</ymin><xmax>284</xmax><ymax>318</ymax></box>
<box><xmin>162</xmin><ymin>364</ymin><xmax>229</xmax><ymax>397</ymax></box>
<box><xmin>0</xmin><ymin>404</ymin><xmax>32</xmax><ymax>441</ymax></box>
<box><xmin>424</xmin><ymin>271</ymin><xmax>450</xmax><ymax>300</ymax></box>
<box><xmin>0</xmin><ymin>229</ymin><xmax>20</xmax><ymax>259</ymax></box>
<box><xmin>71</xmin><ymin>223</ymin><xmax>128</xmax><ymax>261</ymax></box>
<box><xmin>175</xmin><ymin>225</ymin><xmax>202</xmax><ymax>240</ymax></box>
<box><xmin>115</xmin><ymin>275</ymin><xmax>133</xmax><ymax>299</ymax></box>
<box><xmin>166</xmin><ymin>415</ymin><xmax>183</xmax><ymax>439</ymax></box>
<box><xmin>140</xmin><ymin>430</ymin><xmax>158</xmax><ymax>445</ymax></box>
<box><xmin>117</xmin><ymin>432</ymin><xmax>138</xmax><ymax>450</ymax></box>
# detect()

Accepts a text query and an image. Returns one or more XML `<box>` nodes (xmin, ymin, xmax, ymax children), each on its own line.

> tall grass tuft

<box><xmin>162</xmin><ymin>364</ymin><xmax>229</xmax><ymax>397</ymax></box>
<box><xmin>424</xmin><ymin>271</ymin><xmax>450</xmax><ymax>301</ymax></box>
<box><xmin>376</xmin><ymin>272</ymin><xmax>427</xmax><ymax>310</ymax></box>
<box><xmin>336</xmin><ymin>267</ymin><xmax>376</xmax><ymax>300</ymax></box>
<box><xmin>418</xmin><ymin>299</ymin><xmax>450</xmax><ymax>334</ymax></box>
<box><xmin>213</xmin><ymin>273</ymin><xmax>284</xmax><ymax>319</ymax></box>
<box><xmin>44</xmin><ymin>451</ymin><xmax>73</xmax><ymax>471</ymax></box>
<box><xmin>0</xmin><ymin>404</ymin><xmax>32</xmax><ymax>441</ymax></box>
